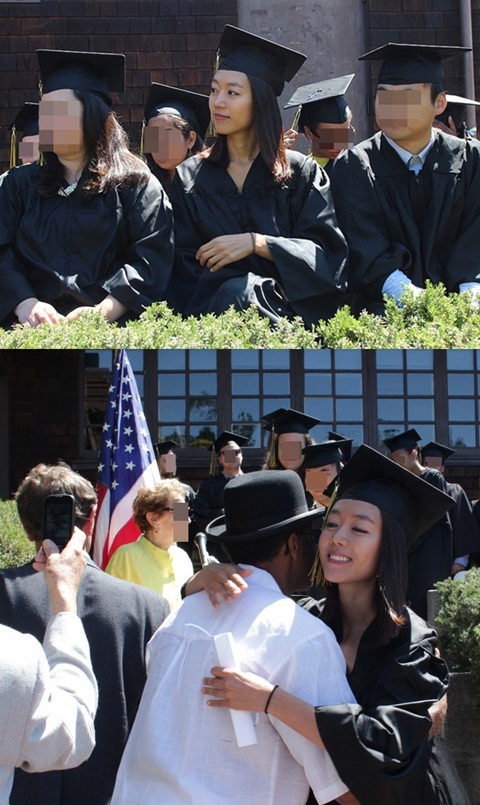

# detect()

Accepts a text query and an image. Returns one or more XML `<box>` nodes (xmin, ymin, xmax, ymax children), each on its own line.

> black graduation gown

<box><xmin>193</xmin><ymin>474</ymin><xmax>229</xmax><ymax>524</ymax></box>
<box><xmin>167</xmin><ymin>150</ymin><xmax>348</xmax><ymax>326</ymax></box>
<box><xmin>331</xmin><ymin>131</ymin><xmax>480</xmax><ymax>313</ymax></box>
<box><xmin>301</xmin><ymin>600</ymin><xmax>469</xmax><ymax>805</ymax></box>
<box><xmin>0</xmin><ymin>162</ymin><xmax>174</xmax><ymax>325</ymax></box>
<box><xmin>407</xmin><ymin>469</ymin><xmax>480</xmax><ymax>618</ymax></box>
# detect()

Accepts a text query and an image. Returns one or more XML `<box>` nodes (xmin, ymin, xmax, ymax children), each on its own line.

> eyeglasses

<box><xmin>160</xmin><ymin>507</ymin><xmax>175</xmax><ymax>512</ymax></box>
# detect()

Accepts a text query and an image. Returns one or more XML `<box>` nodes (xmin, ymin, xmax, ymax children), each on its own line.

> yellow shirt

<box><xmin>105</xmin><ymin>536</ymin><xmax>193</xmax><ymax>612</ymax></box>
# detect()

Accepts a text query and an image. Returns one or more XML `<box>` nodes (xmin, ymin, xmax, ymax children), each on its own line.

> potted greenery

<box><xmin>435</xmin><ymin>568</ymin><xmax>480</xmax><ymax>804</ymax></box>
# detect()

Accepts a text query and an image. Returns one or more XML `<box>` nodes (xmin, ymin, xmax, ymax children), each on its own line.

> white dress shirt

<box><xmin>112</xmin><ymin>566</ymin><xmax>355</xmax><ymax>805</ymax></box>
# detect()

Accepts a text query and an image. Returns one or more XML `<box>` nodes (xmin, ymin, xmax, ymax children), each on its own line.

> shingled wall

<box><xmin>0</xmin><ymin>0</ymin><xmax>237</xmax><ymax>171</ymax></box>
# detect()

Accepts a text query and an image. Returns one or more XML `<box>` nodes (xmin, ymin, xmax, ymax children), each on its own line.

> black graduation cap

<box><xmin>37</xmin><ymin>49</ymin><xmax>126</xmax><ymax>105</ymax></box>
<box><xmin>383</xmin><ymin>428</ymin><xmax>422</xmax><ymax>453</ymax></box>
<box><xmin>261</xmin><ymin>407</ymin><xmax>321</xmax><ymax>435</ymax></box>
<box><xmin>153</xmin><ymin>440</ymin><xmax>178</xmax><ymax>457</ymax></box>
<box><xmin>421</xmin><ymin>441</ymin><xmax>455</xmax><ymax>461</ymax></box>
<box><xmin>209</xmin><ymin>431</ymin><xmax>249</xmax><ymax>454</ymax></box>
<box><xmin>325</xmin><ymin>444</ymin><xmax>454</xmax><ymax>545</ymax></box>
<box><xmin>359</xmin><ymin>43</ymin><xmax>470</xmax><ymax>86</ymax></box>
<box><xmin>10</xmin><ymin>102</ymin><xmax>39</xmax><ymax>136</ymax></box>
<box><xmin>285</xmin><ymin>74</ymin><xmax>354</xmax><ymax>126</ymax></box>
<box><xmin>329</xmin><ymin>431</ymin><xmax>353</xmax><ymax>462</ymax></box>
<box><xmin>217</xmin><ymin>24</ymin><xmax>306</xmax><ymax>97</ymax></box>
<box><xmin>302</xmin><ymin>439</ymin><xmax>352</xmax><ymax>469</ymax></box>
<box><xmin>144</xmin><ymin>83</ymin><xmax>211</xmax><ymax>135</ymax></box>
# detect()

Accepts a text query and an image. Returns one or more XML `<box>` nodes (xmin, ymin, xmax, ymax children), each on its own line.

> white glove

<box><xmin>382</xmin><ymin>269</ymin><xmax>424</xmax><ymax>303</ymax></box>
<box><xmin>459</xmin><ymin>282</ymin><xmax>480</xmax><ymax>301</ymax></box>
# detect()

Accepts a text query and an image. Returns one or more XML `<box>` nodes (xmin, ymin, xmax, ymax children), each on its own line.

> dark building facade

<box><xmin>1</xmin><ymin>349</ymin><xmax>479</xmax><ymax>500</ymax></box>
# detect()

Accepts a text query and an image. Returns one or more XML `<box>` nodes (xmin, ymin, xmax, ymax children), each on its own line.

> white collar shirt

<box><xmin>383</xmin><ymin>132</ymin><xmax>435</xmax><ymax>174</ymax></box>
<box><xmin>112</xmin><ymin>566</ymin><xmax>355</xmax><ymax>805</ymax></box>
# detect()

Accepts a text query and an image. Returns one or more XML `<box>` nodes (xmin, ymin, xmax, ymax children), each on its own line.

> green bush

<box><xmin>0</xmin><ymin>500</ymin><xmax>33</xmax><ymax>569</ymax></box>
<box><xmin>0</xmin><ymin>283</ymin><xmax>479</xmax><ymax>349</ymax></box>
<box><xmin>435</xmin><ymin>568</ymin><xmax>480</xmax><ymax>708</ymax></box>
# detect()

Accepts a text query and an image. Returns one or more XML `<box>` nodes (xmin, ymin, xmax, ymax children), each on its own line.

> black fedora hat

<box><xmin>206</xmin><ymin>469</ymin><xmax>323</xmax><ymax>543</ymax></box>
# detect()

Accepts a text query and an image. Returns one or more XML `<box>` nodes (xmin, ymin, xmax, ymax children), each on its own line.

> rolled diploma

<box><xmin>213</xmin><ymin>632</ymin><xmax>258</xmax><ymax>747</ymax></box>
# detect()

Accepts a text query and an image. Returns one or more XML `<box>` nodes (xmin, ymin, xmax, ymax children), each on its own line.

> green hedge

<box><xmin>0</xmin><ymin>500</ymin><xmax>33</xmax><ymax>569</ymax></box>
<box><xmin>1</xmin><ymin>283</ymin><xmax>479</xmax><ymax>349</ymax></box>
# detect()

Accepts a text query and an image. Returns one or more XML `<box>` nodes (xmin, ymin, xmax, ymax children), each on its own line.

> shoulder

<box><xmin>174</xmin><ymin>154</ymin><xmax>214</xmax><ymax>192</ymax></box>
<box><xmin>80</xmin><ymin>562</ymin><xmax>170</xmax><ymax>623</ymax></box>
<box><xmin>0</xmin><ymin>161</ymin><xmax>41</xmax><ymax>194</ymax></box>
<box><xmin>0</xmin><ymin>624</ymin><xmax>42</xmax><ymax>684</ymax></box>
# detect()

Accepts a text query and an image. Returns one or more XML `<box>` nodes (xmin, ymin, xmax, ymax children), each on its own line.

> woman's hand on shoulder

<box><xmin>184</xmin><ymin>562</ymin><xmax>252</xmax><ymax>607</ymax></box>
<box><xmin>15</xmin><ymin>298</ymin><xmax>64</xmax><ymax>326</ymax></box>
<box><xmin>196</xmin><ymin>234</ymin><xmax>254</xmax><ymax>272</ymax></box>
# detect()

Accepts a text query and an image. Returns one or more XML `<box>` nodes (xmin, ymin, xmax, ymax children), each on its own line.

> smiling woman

<box><xmin>166</xmin><ymin>25</ymin><xmax>348</xmax><ymax>327</ymax></box>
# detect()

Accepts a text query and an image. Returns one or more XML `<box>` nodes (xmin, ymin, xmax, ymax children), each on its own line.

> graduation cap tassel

<box><xmin>209</xmin><ymin>449</ymin><xmax>217</xmax><ymax>476</ymax></box>
<box><xmin>268</xmin><ymin>425</ymin><xmax>277</xmax><ymax>469</ymax></box>
<box><xmin>140</xmin><ymin>117</ymin><xmax>146</xmax><ymax>159</ymax></box>
<box><xmin>9</xmin><ymin>126</ymin><xmax>17</xmax><ymax>169</ymax></box>
<box><xmin>291</xmin><ymin>104</ymin><xmax>302</xmax><ymax>132</ymax></box>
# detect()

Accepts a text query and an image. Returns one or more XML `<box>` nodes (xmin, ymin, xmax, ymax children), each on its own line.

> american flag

<box><xmin>92</xmin><ymin>350</ymin><xmax>160</xmax><ymax>569</ymax></box>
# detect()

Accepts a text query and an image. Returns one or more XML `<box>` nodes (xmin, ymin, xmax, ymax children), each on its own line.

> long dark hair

<box><xmin>36</xmin><ymin>90</ymin><xmax>150</xmax><ymax>198</ymax></box>
<box><xmin>321</xmin><ymin>509</ymin><xmax>407</xmax><ymax>647</ymax></box>
<box><xmin>204</xmin><ymin>73</ymin><xmax>292</xmax><ymax>184</ymax></box>
<box><xmin>261</xmin><ymin>433</ymin><xmax>314</xmax><ymax>472</ymax></box>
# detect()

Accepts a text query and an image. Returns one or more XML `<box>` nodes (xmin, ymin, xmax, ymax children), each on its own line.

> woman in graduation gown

<box><xmin>167</xmin><ymin>25</ymin><xmax>348</xmax><ymax>326</ymax></box>
<box><xmin>0</xmin><ymin>50</ymin><xmax>173</xmax><ymax>328</ymax></box>
<box><xmin>198</xmin><ymin>445</ymin><xmax>470</xmax><ymax>805</ymax></box>
<box><xmin>142</xmin><ymin>83</ymin><xmax>209</xmax><ymax>195</ymax></box>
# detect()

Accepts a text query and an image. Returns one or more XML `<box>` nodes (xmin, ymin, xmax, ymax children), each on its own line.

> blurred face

<box><xmin>218</xmin><ymin>442</ymin><xmax>243</xmax><ymax>472</ymax></box>
<box><xmin>148</xmin><ymin>493</ymin><xmax>189</xmax><ymax>547</ymax></box>
<box><xmin>375</xmin><ymin>83</ymin><xmax>446</xmax><ymax>147</ymax></box>
<box><xmin>144</xmin><ymin>115</ymin><xmax>195</xmax><ymax>172</ymax></box>
<box><xmin>39</xmin><ymin>88</ymin><xmax>85</xmax><ymax>156</ymax></box>
<box><xmin>305</xmin><ymin>463</ymin><xmax>339</xmax><ymax>505</ymax></box>
<box><xmin>319</xmin><ymin>498</ymin><xmax>382</xmax><ymax>587</ymax></box>
<box><xmin>306</xmin><ymin>119</ymin><xmax>354</xmax><ymax>160</ymax></box>
<box><xmin>422</xmin><ymin>456</ymin><xmax>444</xmax><ymax>473</ymax></box>
<box><xmin>390</xmin><ymin>448</ymin><xmax>416</xmax><ymax>472</ymax></box>
<box><xmin>18</xmin><ymin>134</ymin><xmax>39</xmax><ymax>164</ymax></box>
<box><xmin>277</xmin><ymin>433</ymin><xmax>305</xmax><ymax>471</ymax></box>
<box><xmin>209</xmin><ymin>70</ymin><xmax>255</xmax><ymax>137</ymax></box>
<box><xmin>159</xmin><ymin>450</ymin><xmax>176</xmax><ymax>476</ymax></box>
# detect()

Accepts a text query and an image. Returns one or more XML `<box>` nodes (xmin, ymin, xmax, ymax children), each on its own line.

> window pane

<box><xmin>336</xmin><ymin>399</ymin><xmax>363</xmax><ymax>421</ymax></box>
<box><xmin>262</xmin><ymin>398</ymin><xmax>291</xmax><ymax>416</ymax></box>
<box><xmin>448</xmin><ymin>399</ymin><xmax>475</xmax><ymax>421</ymax></box>
<box><xmin>158</xmin><ymin>374</ymin><xmax>186</xmax><ymax>397</ymax></box>
<box><xmin>447</xmin><ymin>374</ymin><xmax>475</xmax><ymax>396</ymax></box>
<box><xmin>407</xmin><ymin>373</ymin><xmax>434</xmax><ymax>395</ymax></box>
<box><xmin>159</xmin><ymin>399</ymin><xmax>186</xmax><ymax>422</ymax></box>
<box><xmin>407</xmin><ymin>398</ymin><xmax>435</xmax><ymax>420</ymax></box>
<box><xmin>189</xmin><ymin>373</ymin><xmax>217</xmax><ymax>396</ymax></box>
<box><xmin>335</xmin><ymin>373</ymin><xmax>362</xmax><ymax>396</ymax></box>
<box><xmin>305</xmin><ymin>374</ymin><xmax>332</xmax><ymax>395</ymax></box>
<box><xmin>158</xmin><ymin>425</ymin><xmax>186</xmax><ymax>445</ymax></box>
<box><xmin>449</xmin><ymin>425</ymin><xmax>476</xmax><ymax>447</ymax></box>
<box><xmin>304</xmin><ymin>350</ymin><xmax>332</xmax><ymax>370</ymax></box>
<box><xmin>376</xmin><ymin>350</ymin><xmax>403</xmax><ymax>370</ymax></box>
<box><xmin>417</xmin><ymin>424</ymin><xmax>435</xmax><ymax>442</ymax></box>
<box><xmin>378</xmin><ymin>425</ymin><xmax>404</xmax><ymax>443</ymax></box>
<box><xmin>406</xmin><ymin>351</ymin><xmax>433</xmax><ymax>369</ymax></box>
<box><xmin>189</xmin><ymin>399</ymin><xmax>217</xmax><ymax>422</ymax></box>
<box><xmin>377</xmin><ymin>399</ymin><xmax>404</xmax><ymax>421</ymax></box>
<box><xmin>158</xmin><ymin>350</ymin><xmax>185</xmax><ymax>370</ymax></box>
<box><xmin>86</xmin><ymin>349</ymin><xmax>113</xmax><ymax>369</ymax></box>
<box><xmin>231</xmin><ymin>351</ymin><xmax>259</xmax><ymax>369</ymax></box>
<box><xmin>189</xmin><ymin>350</ymin><xmax>216</xmax><ymax>369</ymax></box>
<box><xmin>334</xmin><ymin>350</ymin><xmax>362</xmax><ymax>369</ymax></box>
<box><xmin>336</xmin><ymin>423</ymin><xmax>364</xmax><ymax>444</ymax></box>
<box><xmin>305</xmin><ymin>397</ymin><xmax>332</xmax><ymax>420</ymax></box>
<box><xmin>127</xmin><ymin>352</ymin><xmax>144</xmax><ymax>371</ymax></box>
<box><xmin>233</xmin><ymin>423</ymin><xmax>260</xmax><ymax>447</ymax></box>
<box><xmin>377</xmin><ymin>373</ymin><xmax>404</xmax><ymax>396</ymax></box>
<box><xmin>134</xmin><ymin>375</ymin><xmax>144</xmax><ymax>396</ymax></box>
<box><xmin>232</xmin><ymin>398</ymin><xmax>260</xmax><ymax>422</ymax></box>
<box><xmin>447</xmin><ymin>350</ymin><xmax>474</xmax><ymax>371</ymax></box>
<box><xmin>263</xmin><ymin>373</ymin><xmax>290</xmax><ymax>396</ymax></box>
<box><xmin>232</xmin><ymin>373</ymin><xmax>259</xmax><ymax>396</ymax></box>
<box><xmin>190</xmin><ymin>426</ymin><xmax>216</xmax><ymax>447</ymax></box>
<box><xmin>263</xmin><ymin>351</ymin><xmax>290</xmax><ymax>369</ymax></box>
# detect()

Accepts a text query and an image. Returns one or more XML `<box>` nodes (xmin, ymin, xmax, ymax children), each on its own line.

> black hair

<box><xmin>204</xmin><ymin>73</ymin><xmax>292</xmax><ymax>184</ymax></box>
<box><xmin>321</xmin><ymin>508</ymin><xmax>407</xmax><ymax>646</ymax></box>
<box><xmin>36</xmin><ymin>89</ymin><xmax>150</xmax><ymax>198</ymax></box>
<box><xmin>146</xmin><ymin>112</ymin><xmax>205</xmax><ymax>193</ymax></box>
<box><xmin>222</xmin><ymin>527</ymin><xmax>293</xmax><ymax>565</ymax></box>
<box><xmin>429</xmin><ymin>81</ymin><xmax>445</xmax><ymax>105</ymax></box>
